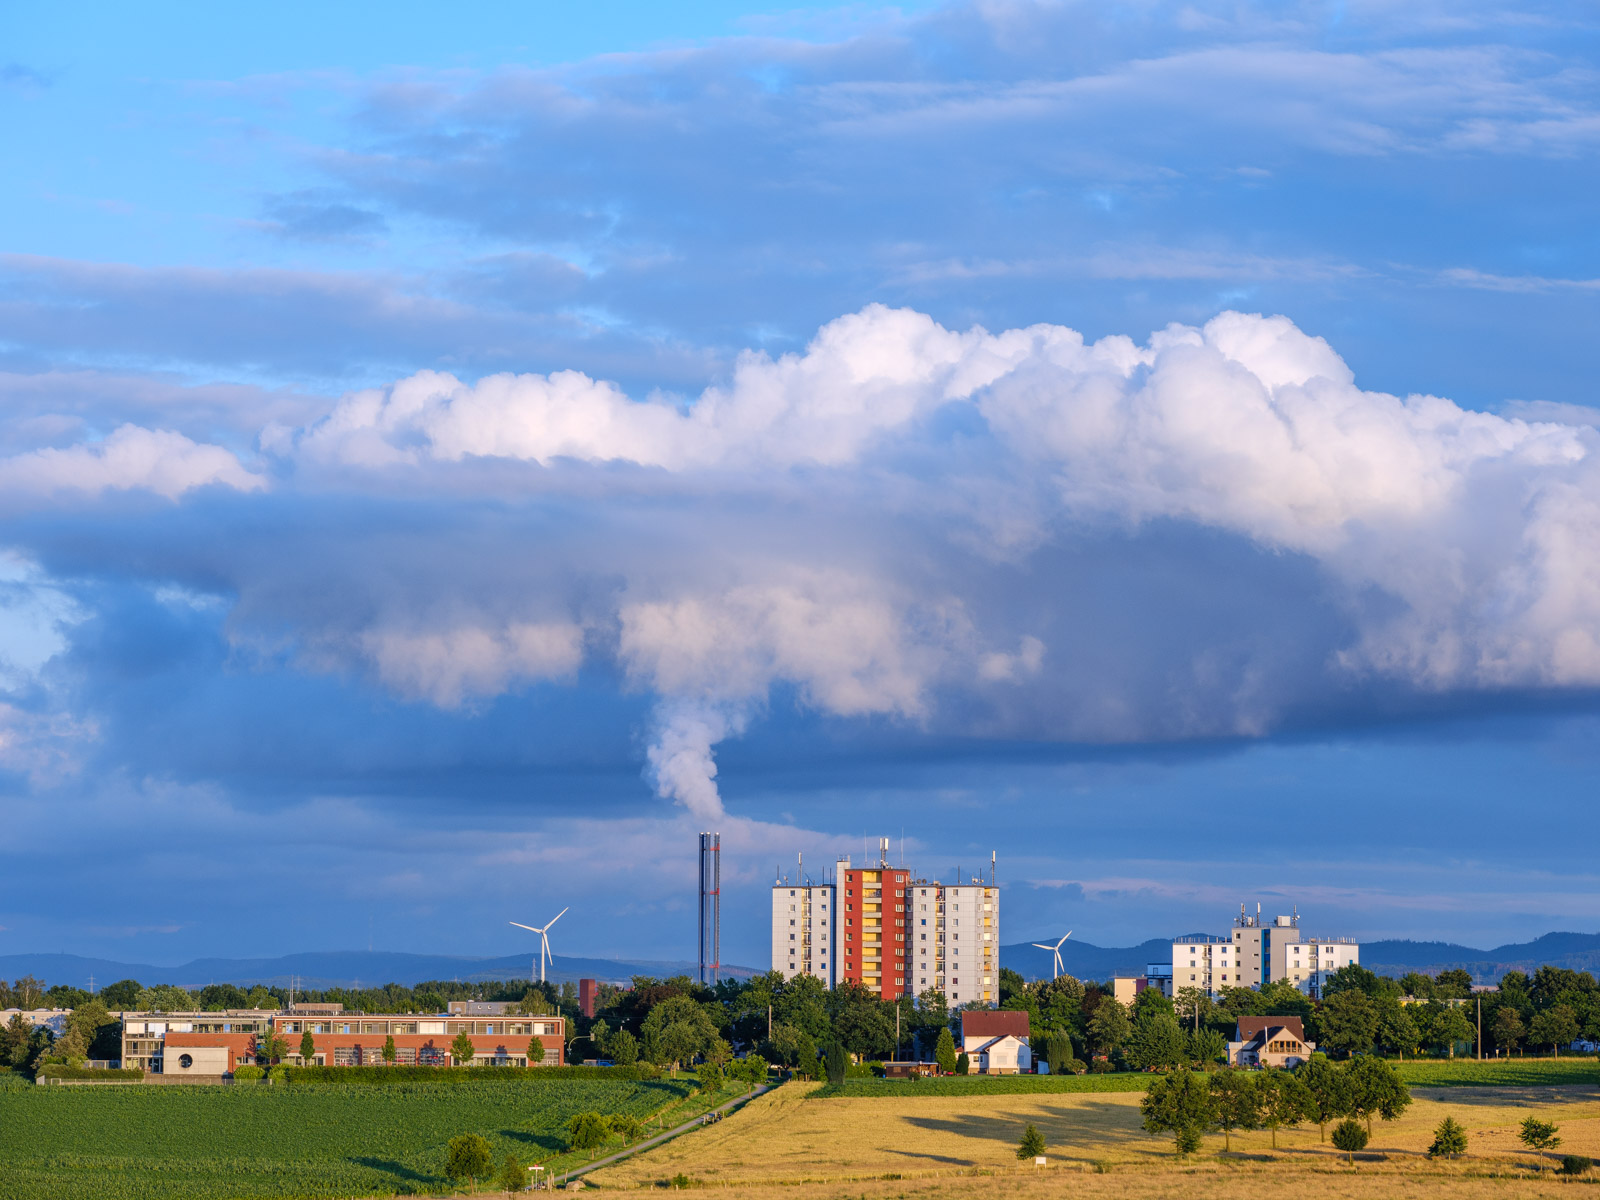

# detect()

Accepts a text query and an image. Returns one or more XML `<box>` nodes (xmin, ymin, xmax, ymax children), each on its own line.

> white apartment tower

<box><xmin>909</xmin><ymin>867</ymin><xmax>1000</xmax><ymax>1007</ymax></box>
<box><xmin>770</xmin><ymin>857</ymin><xmax>835</xmax><ymax>986</ymax></box>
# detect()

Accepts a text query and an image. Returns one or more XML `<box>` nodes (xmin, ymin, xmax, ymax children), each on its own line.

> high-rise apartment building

<box><xmin>770</xmin><ymin>840</ymin><xmax>1000</xmax><ymax>1006</ymax></box>
<box><xmin>771</xmin><ymin>859</ymin><xmax>836</xmax><ymax>986</ymax></box>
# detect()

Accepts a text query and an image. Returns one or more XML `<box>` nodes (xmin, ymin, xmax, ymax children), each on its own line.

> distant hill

<box><xmin>1004</xmin><ymin>931</ymin><xmax>1600</xmax><ymax>986</ymax></box>
<box><xmin>0</xmin><ymin>950</ymin><xmax>760</xmax><ymax>992</ymax></box>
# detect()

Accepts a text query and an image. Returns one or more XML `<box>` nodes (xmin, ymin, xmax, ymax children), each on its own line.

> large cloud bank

<box><xmin>238</xmin><ymin>306</ymin><xmax>1597</xmax><ymax>814</ymax></box>
<box><xmin>6</xmin><ymin>307</ymin><xmax>1598</xmax><ymax>818</ymax></box>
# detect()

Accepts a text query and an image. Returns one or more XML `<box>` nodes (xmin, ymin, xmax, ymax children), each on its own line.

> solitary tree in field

<box><xmin>1520</xmin><ymin>1117</ymin><xmax>1562</xmax><ymax>1167</ymax></box>
<box><xmin>1016</xmin><ymin>1123</ymin><xmax>1046</xmax><ymax>1160</ymax></box>
<box><xmin>1429</xmin><ymin>1116</ymin><xmax>1468</xmax><ymax>1159</ymax></box>
<box><xmin>299</xmin><ymin>1030</ymin><xmax>316</xmax><ymax>1065</ymax></box>
<box><xmin>1331</xmin><ymin>1118</ymin><xmax>1368</xmax><ymax>1165</ymax></box>
<box><xmin>445</xmin><ymin>1133</ymin><xmax>494</xmax><ymax>1186</ymax></box>
<box><xmin>1141</xmin><ymin>1069</ymin><xmax>1216</xmax><ymax>1158</ymax></box>
<box><xmin>934</xmin><ymin>1028</ymin><xmax>957</xmax><ymax>1074</ymax></box>
<box><xmin>452</xmin><ymin>1029</ymin><xmax>477</xmax><ymax>1066</ymax></box>
<box><xmin>497</xmin><ymin>1152</ymin><xmax>524</xmax><ymax>1194</ymax></box>
<box><xmin>382</xmin><ymin>1035</ymin><xmax>397</xmax><ymax>1066</ymax></box>
<box><xmin>1209</xmin><ymin>1070</ymin><xmax>1261</xmax><ymax>1152</ymax></box>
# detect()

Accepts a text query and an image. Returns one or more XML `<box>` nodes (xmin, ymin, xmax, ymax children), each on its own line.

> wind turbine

<box><xmin>510</xmin><ymin>908</ymin><xmax>569</xmax><ymax>984</ymax></box>
<box><xmin>1031</xmin><ymin>932</ymin><xmax>1072</xmax><ymax>980</ymax></box>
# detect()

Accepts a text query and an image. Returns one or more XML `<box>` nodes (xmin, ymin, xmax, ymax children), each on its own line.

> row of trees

<box><xmin>1140</xmin><ymin>1055</ymin><xmax>1411</xmax><ymax>1157</ymax></box>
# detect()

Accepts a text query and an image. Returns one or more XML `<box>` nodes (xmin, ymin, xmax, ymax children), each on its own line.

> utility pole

<box><xmin>1477</xmin><ymin>996</ymin><xmax>1483</xmax><ymax>1061</ymax></box>
<box><xmin>767</xmin><ymin>1004</ymin><xmax>772</xmax><ymax>1041</ymax></box>
<box><xmin>895</xmin><ymin>1003</ymin><xmax>901</xmax><ymax>1062</ymax></box>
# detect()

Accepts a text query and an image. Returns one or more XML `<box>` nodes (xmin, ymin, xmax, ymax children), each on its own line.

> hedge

<box><xmin>281</xmin><ymin>1063</ymin><xmax>662</xmax><ymax>1085</ymax></box>
<box><xmin>36</xmin><ymin>1065</ymin><xmax>145</xmax><ymax>1082</ymax></box>
<box><xmin>810</xmin><ymin>1073</ymin><xmax>1150</xmax><ymax>1098</ymax></box>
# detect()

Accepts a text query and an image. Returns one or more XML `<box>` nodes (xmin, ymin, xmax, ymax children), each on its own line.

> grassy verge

<box><xmin>542</xmin><ymin>1078</ymin><xmax>760</xmax><ymax>1178</ymax></box>
<box><xmin>809</xmin><ymin>1074</ymin><xmax>1150</xmax><ymax>1098</ymax></box>
<box><xmin>1394</xmin><ymin>1057</ymin><xmax>1598</xmax><ymax>1087</ymax></box>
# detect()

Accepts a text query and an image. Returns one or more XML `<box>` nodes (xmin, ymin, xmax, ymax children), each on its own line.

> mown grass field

<box><xmin>0</xmin><ymin>1075</ymin><xmax>731</xmax><ymax>1199</ymax></box>
<box><xmin>589</xmin><ymin>1080</ymin><xmax>1600</xmax><ymax>1193</ymax></box>
<box><xmin>814</xmin><ymin>1075</ymin><xmax>1150</xmax><ymax>1098</ymax></box>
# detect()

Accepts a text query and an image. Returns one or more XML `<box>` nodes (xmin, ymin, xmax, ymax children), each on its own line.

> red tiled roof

<box><xmin>961</xmin><ymin>1010</ymin><xmax>1030</xmax><ymax>1040</ymax></box>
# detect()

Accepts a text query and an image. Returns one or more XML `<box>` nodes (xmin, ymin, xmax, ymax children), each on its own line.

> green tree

<box><xmin>567</xmin><ymin>1110</ymin><xmax>613</xmax><ymax>1158</ymax></box>
<box><xmin>1140</xmin><ymin>1069</ymin><xmax>1217</xmax><ymax>1158</ymax></box>
<box><xmin>1429</xmin><ymin>1116</ymin><xmax>1468</xmax><ymax>1159</ymax></box>
<box><xmin>1187</xmin><ymin>1028</ymin><xmax>1226</xmax><ymax>1068</ymax></box>
<box><xmin>1209</xmin><ymin>1069</ymin><xmax>1261</xmax><ymax>1152</ymax></box>
<box><xmin>1531</xmin><ymin>1005</ymin><xmax>1579</xmax><ymax>1057</ymax></box>
<box><xmin>609</xmin><ymin>1028</ymin><xmax>639</xmax><ymax>1067</ymax></box>
<box><xmin>1127</xmin><ymin>1007</ymin><xmax>1186</xmax><ymax>1071</ymax></box>
<box><xmin>934</xmin><ymin>1028</ymin><xmax>957</xmax><ymax>1074</ymax></box>
<box><xmin>955</xmin><ymin>1050</ymin><xmax>970</xmax><ymax>1075</ymax></box>
<box><xmin>1087</xmin><ymin>997</ymin><xmax>1131</xmax><ymax>1060</ymax></box>
<box><xmin>1317</xmin><ymin>989</ymin><xmax>1378</xmax><ymax>1057</ymax></box>
<box><xmin>1520</xmin><ymin>1116</ymin><xmax>1562</xmax><ymax>1165</ymax></box>
<box><xmin>382</xmin><ymin>1035</ymin><xmax>397</xmax><ymax>1066</ymax></box>
<box><xmin>825</xmin><ymin>1042</ymin><xmax>848</xmax><ymax>1086</ymax></box>
<box><xmin>1258</xmin><ymin>1070</ymin><xmax>1313</xmax><ymax>1149</ymax></box>
<box><xmin>1347</xmin><ymin>1054</ymin><xmax>1411</xmax><ymax>1136</ymax></box>
<box><xmin>1421</xmin><ymin>1003</ymin><xmax>1474</xmax><ymax>1057</ymax></box>
<box><xmin>640</xmin><ymin>995</ymin><xmax>720</xmax><ymax>1071</ymax></box>
<box><xmin>1375</xmin><ymin>1001</ymin><xmax>1419</xmax><ymax>1058</ymax></box>
<box><xmin>496</xmin><ymin>1152</ymin><xmax>524</xmax><ymax>1193</ymax></box>
<box><xmin>1435</xmin><ymin>970</ymin><xmax>1475</xmax><ymax>999</ymax></box>
<box><xmin>1493</xmin><ymin>1007</ymin><xmax>1525</xmax><ymax>1055</ymax></box>
<box><xmin>1040</xmin><ymin>1030</ymin><xmax>1074</xmax><ymax>1074</ymax></box>
<box><xmin>100</xmin><ymin>979</ymin><xmax>142</xmax><ymax>1009</ymax></box>
<box><xmin>1331</xmin><ymin>1118</ymin><xmax>1369</xmax><ymax>1164</ymax></box>
<box><xmin>1016</xmin><ymin>1122</ymin><xmax>1046</xmax><ymax>1160</ymax></box>
<box><xmin>452</xmin><ymin>1029</ymin><xmax>477</xmax><ymax>1066</ymax></box>
<box><xmin>697</xmin><ymin>1061</ymin><xmax>724</xmax><ymax>1093</ymax></box>
<box><xmin>445</xmin><ymin>1133</ymin><xmax>494</xmax><ymax>1185</ymax></box>
<box><xmin>256</xmin><ymin>1029</ymin><xmax>288</xmax><ymax>1065</ymax></box>
<box><xmin>299</xmin><ymin>1030</ymin><xmax>316</xmax><ymax>1065</ymax></box>
<box><xmin>609</xmin><ymin>1113</ymin><xmax>642</xmax><ymax>1143</ymax></box>
<box><xmin>1295</xmin><ymin>1055</ymin><xmax>1353</xmax><ymax>1142</ymax></box>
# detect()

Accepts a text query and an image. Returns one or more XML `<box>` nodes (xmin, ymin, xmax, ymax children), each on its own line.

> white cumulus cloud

<box><xmin>0</xmin><ymin>424</ymin><xmax>265</xmax><ymax>499</ymax></box>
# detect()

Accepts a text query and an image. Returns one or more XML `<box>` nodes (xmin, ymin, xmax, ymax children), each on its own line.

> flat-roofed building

<box><xmin>771</xmin><ymin>861</ymin><xmax>836</xmax><ymax>987</ymax></box>
<box><xmin>1175</xmin><ymin>905</ymin><xmax>1361</xmax><ymax>999</ymax></box>
<box><xmin>120</xmin><ymin>1007</ymin><xmax>566</xmax><ymax>1077</ymax></box>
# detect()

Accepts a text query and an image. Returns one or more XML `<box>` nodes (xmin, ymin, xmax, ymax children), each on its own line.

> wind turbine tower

<box><xmin>1032</xmin><ymin>931</ymin><xmax>1072</xmax><ymax>980</ymax></box>
<box><xmin>509</xmin><ymin>907</ymin><xmax>568</xmax><ymax>984</ymax></box>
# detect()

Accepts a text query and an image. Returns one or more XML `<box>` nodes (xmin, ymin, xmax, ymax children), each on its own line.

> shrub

<box><xmin>567</xmin><ymin>1110</ymin><xmax>614</xmax><ymax>1156</ymax></box>
<box><xmin>266</xmin><ymin>1065</ymin><xmax>289</xmax><ymax>1084</ymax></box>
<box><xmin>1560</xmin><ymin>1155</ymin><xmax>1592</xmax><ymax>1175</ymax></box>
<box><xmin>232</xmin><ymin>1064</ymin><xmax>264</xmax><ymax>1082</ymax></box>
<box><xmin>1331</xmin><ymin>1118</ymin><xmax>1369</xmax><ymax>1164</ymax></box>
<box><xmin>282</xmin><ymin>1063</ymin><xmax>653</xmax><ymax>1084</ymax></box>
<box><xmin>824</xmin><ymin>1043</ymin><xmax>848</xmax><ymax>1087</ymax></box>
<box><xmin>497</xmin><ymin>1152</ymin><xmax>524</xmax><ymax>1192</ymax></box>
<box><xmin>955</xmin><ymin>1051</ymin><xmax>970</xmax><ymax>1076</ymax></box>
<box><xmin>1060</xmin><ymin>1058</ymin><xmax>1088</xmax><ymax>1075</ymax></box>
<box><xmin>445</xmin><ymin>1132</ymin><xmax>494</xmax><ymax>1183</ymax></box>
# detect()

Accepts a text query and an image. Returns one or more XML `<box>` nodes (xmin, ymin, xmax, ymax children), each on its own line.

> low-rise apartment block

<box><xmin>120</xmin><ymin>1004</ymin><xmax>565</xmax><ymax>1079</ymax></box>
<box><xmin>1173</xmin><ymin>905</ymin><xmax>1359</xmax><ymax>999</ymax></box>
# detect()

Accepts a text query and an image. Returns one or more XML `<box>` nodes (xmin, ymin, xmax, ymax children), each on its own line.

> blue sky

<box><xmin>4</xmin><ymin>0</ymin><xmax>1600</xmax><ymax>973</ymax></box>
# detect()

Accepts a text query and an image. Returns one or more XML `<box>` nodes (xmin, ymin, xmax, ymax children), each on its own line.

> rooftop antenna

<box><xmin>991</xmin><ymin>850</ymin><xmax>996</xmax><ymax>885</ymax></box>
<box><xmin>1031</xmin><ymin>932</ymin><xmax>1072</xmax><ymax>980</ymax></box>
<box><xmin>509</xmin><ymin>907</ymin><xmax>569</xmax><ymax>984</ymax></box>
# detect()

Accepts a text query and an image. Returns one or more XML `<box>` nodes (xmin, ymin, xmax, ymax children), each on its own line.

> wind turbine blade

<box><xmin>510</xmin><ymin>921</ymin><xmax>541</xmax><ymax>932</ymax></box>
<box><xmin>1031</xmin><ymin>943</ymin><xmax>1052</xmax><ymax>951</ymax></box>
<box><xmin>545</xmin><ymin>906</ymin><xmax>569</xmax><ymax>928</ymax></box>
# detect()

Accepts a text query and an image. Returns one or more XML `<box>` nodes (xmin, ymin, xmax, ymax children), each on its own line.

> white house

<box><xmin>960</xmin><ymin>1010</ymin><xmax>1032</xmax><ymax>1074</ymax></box>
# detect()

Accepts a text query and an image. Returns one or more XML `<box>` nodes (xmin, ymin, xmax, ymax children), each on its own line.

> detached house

<box><xmin>1227</xmin><ymin>1016</ymin><xmax>1315</xmax><ymax>1069</ymax></box>
<box><xmin>959</xmin><ymin>1009</ymin><xmax>1033</xmax><ymax>1075</ymax></box>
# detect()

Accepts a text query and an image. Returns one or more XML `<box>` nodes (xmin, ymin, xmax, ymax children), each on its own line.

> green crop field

<box><xmin>0</xmin><ymin>1076</ymin><xmax>702</xmax><ymax>1200</ymax></box>
<box><xmin>1393</xmin><ymin>1056</ymin><xmax>1599</xmax><ymax>1088</ymax></box>
<box><xmin>812</xmin><ymin>1074</ymin><xmax>1150</xmax><ymax>1098</ymax></box>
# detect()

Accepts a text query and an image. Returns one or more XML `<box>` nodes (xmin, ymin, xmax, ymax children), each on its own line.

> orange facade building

<box><xmin>838</xmin><ymin>865</ymin><xmax>911</xmax><ymax>999</ymax></box>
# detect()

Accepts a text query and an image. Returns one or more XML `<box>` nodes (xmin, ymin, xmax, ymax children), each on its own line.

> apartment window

<box><xmin>790</xmin><ymin>919</ymin><xmax>795</xmax><ymax>925</ymax></box>
<box><xmin>920</xmin><ymin>918</ymin><xmax>926</xmax><ymax>925</ymax></box>
<box><xmin>920</xmin><ymin>933</ymin><xmax>926</xmax><ymax>940</ymax></box>
<box><xmin>789</xmin><ymin>934</ymin><xmax>795</xmax><ymax>940</ymax></box>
